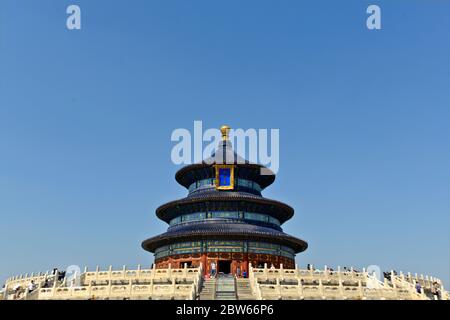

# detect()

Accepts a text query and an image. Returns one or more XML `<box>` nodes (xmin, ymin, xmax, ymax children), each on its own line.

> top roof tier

<box><xmin>175</xmin><ymin>126</ymin><xmax>276</xmax><ymax>191</ymax></box>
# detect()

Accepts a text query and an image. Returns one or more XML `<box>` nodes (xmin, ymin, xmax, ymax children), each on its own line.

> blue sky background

<box><xmin>0</xmin><ymin>0</ymin><xmax>449</xmax><ymax>288</ymax></box>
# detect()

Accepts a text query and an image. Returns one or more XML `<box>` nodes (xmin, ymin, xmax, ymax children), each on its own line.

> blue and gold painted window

<box><xmin>155</xmin><ymin>241</ymin><xmax>295</xmax><ymax>260</ymax></box>
<box><xmin>169</xmin><ymin>211</ymin><xmax>281</xmax><ymax>227</ymax></box>
<box><xmin>206</xmin><ymin>240</ymin><xmax>244</xmax><ymax>253</ymax></box>
<box><xmin>171</xmin><ymin>241</ymin><xmax>202</xmax><ymax>255</ymax></box>
<box><xmin>214</xmin><ymin>165</ymin><xmax>235</xmax><ymax>190</ymax></box>
<box><xmin>182</xmin><ymin>212</ymin><xmax>206</xmax><ymax>222</ymax></box>
<box><xmin>211</xmin><ymin>211</ymin><xmax>239</xmax><ymax>219</ymax></box>
<box><xmin>188</xmin><ymin>178</ymin><xmax>262</xmax><ymax>193</ymax></box>
<box><xmin>244</xmin><ymin>212</ymin><xmax>268</xmax><ymax>223</ymax></box>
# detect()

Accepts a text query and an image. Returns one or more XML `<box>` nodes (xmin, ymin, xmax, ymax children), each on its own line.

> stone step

<box><xmin>199</xmin><ymin>278</ymin><xmax>218</xmax><ymax>300</ymax></box>
<box><xmin>235</xmin><ymin>279</ymin><xmax>256</xmax><ymax>300</ymax></box>
<box><xmin>217</xmin><ymin>292</ymin><xmax>236</xmax><ymax>295</ymax></box>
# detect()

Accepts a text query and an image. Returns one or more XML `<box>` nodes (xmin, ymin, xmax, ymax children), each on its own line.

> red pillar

<box><xmin>243</xmin><ymin>253</ymin><xmax>249</xmax><ymax>276</ymax></box>
<box><xmin>201</xmin><ymin>253</ymin><xmax>207</xmax><ymax>276</ymax></box>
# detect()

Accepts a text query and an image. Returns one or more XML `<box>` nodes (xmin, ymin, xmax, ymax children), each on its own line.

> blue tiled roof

<box><xmin>142</xmin><ymin>134</ymin><xmax>308</xmax><ymax>257</ymax></box>
<box><xmin>155</xmin><ymin>192</ymin><xmax>295</xmax><ymax>224</ymax></box>
<box><xmin>175</xmin><ymin>140</ymin><xmax>276</xmax><ymax>189</ymax></box>
<box><xmin>187</xmin><ymin>188</ymin><xmax>262</xmax><ymax>200</ymax></box>
<box><xmin>142</xmin><ymin>220</ymin><xmax>308</xmax><ymax>253</ymax></box>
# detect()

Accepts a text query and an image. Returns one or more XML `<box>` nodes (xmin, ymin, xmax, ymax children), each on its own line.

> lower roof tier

<box><xmin>142</xmin><ymin>220</ymin><xmax>308</xmax><ymax>253</ymax></box>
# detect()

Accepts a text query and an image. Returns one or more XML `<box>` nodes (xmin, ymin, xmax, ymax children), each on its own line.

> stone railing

<box><xmin>3</xmin><ymin>264</ymin><xmax>203</xmax><ymax>300</ymax></box>
<box><xmin>5</xmin><ymin>273</ymin><xmax>52</xmax><ymax>290</ymax></box>
<box><xmin>248</xmin><ymin>264</ymin><xmax>447</xmax><ymax>300</ymax></box>
<box><xmin>4</xmin><ymin>263</ymin><xmax>447</xmax><ymax>301</ymax></box>
<box><xmin>395</xmin><ymin>271</ymin><xmax>444</xmax><ymax>290</ymax></box>
<box><xmin>389</xmin><ymin>271</ymin><xmax>448</xmax><ymax>300</ymax></box>
<box><xmin>81</xmin><ymin>265</ymin><xmax>202</xmax><ymax>285</ymax></box>
<box><xmin>33</xmin><ymin>282</ymin><xmax>197</xmax><ymax>300</ymax></box>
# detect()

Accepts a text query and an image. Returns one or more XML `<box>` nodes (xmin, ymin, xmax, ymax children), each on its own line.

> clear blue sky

<box><xmin>0</xmin><ymin>0</ymin><xmax>449</xmax><ymax>288</ymax></box>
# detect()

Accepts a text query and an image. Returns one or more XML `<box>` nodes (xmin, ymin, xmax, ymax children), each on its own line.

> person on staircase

<box><xmin>415</xmin><ymin>282</ymin><xmax>422</xmax><ymax>294</ymax></box>
<box><xmin>210</xmin><ymin>262</ymin><xmax>216</xmax><ymax>279</ymax></box>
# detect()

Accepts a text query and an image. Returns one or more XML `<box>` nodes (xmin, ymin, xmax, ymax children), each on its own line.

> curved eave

<box><xmin>155</xmin><ymin>193</ymin><xmax>294</xmax><ymax>224</ymax></box>
<box><xmin>142</xmin><ymin>224</ymin><xmax>308</xmax><ymax>254</ymax></box>
<box><xmin>175</xmin><ymin>163</ymin><xmax>275</xmax><ymax>190</ymax></box>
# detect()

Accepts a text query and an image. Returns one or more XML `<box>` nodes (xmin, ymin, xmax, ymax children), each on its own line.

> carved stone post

<box><xmin>137</xmin><ymin>264</ymin><xmax>141</xmax><ymax>280</ymax></box>
<box><xmin>280</xmin><ymin>263</ymin><xmax>284</xmax><ymax>281</ymax></box>
<box><xmin>108</xmin><ymin>265</ymin><xmax>112</xmax><ymax>283</ymax></box>
<box><xmin>319</xmin><ymin>279</ymin><xmax>324</xmax><ymax>299</ymax></box>
<box><xmin>297</xmin><ymin>277</ymin><xmax>303</xmax><ymax>299</ymax></box>
<box><xmin>172</xmin><ymin>277</ymin><xmax>176</xmax><ymax>299</ymax></box>
<box><xmin>358</xmin><ymin>280</ymin><xmax>364</xmax><ymax>299</ymax></box>
<box><xmin>149</xmin><ymin>278</ymin><xmax>153</xmax><ymax>295</ymax></box>
<box><xmin>391</xmin><ymin>270</ymin><xmax>396</xmax><ymax>289</ymax></box>
<box><xmin>95</xmin><ymin>266</ymin><xmax>99</xmax><ymax>283</ymax></box>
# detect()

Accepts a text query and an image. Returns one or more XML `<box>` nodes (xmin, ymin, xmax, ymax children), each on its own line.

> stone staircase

<box><xmin>236</xmin><ymin>278</ymin><xmax>256</xmax><ymax>300</ymax></box>
<box><xmin>215</xmin><ymin>275</ymin><xmax>236</xmax><ymax>300</ymax></box>
<box><xmin>199</xmin><ymin>276</ymin><xmax>256</xmax><ymax>300</ymax></box>
<box><xmin>199</xmin><ymin>278</ymin><xmax>216</xmax><ymax>300</ymax></box>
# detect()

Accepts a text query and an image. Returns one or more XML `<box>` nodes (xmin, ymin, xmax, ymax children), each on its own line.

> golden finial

<box><xmin>220</xmin><ymin>125</ymin><xmax>231</xmax><ymax>141</ymax></box>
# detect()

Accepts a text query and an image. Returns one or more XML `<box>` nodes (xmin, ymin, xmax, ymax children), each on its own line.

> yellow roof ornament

<box><xmin>220</xmin><ymin>125</ymin><xmax>231</xmax><ymax>141</ymax></box>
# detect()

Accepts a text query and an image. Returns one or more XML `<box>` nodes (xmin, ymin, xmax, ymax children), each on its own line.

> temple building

<box><xmin>142</xmin><ymin>126</ymin><xmax>308</xmax><ymax>276</ymax></box>
<box><xmin>3</xmin><ymin>125</ymin><xmax>448</xmax><ymax>300</ymax></box>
